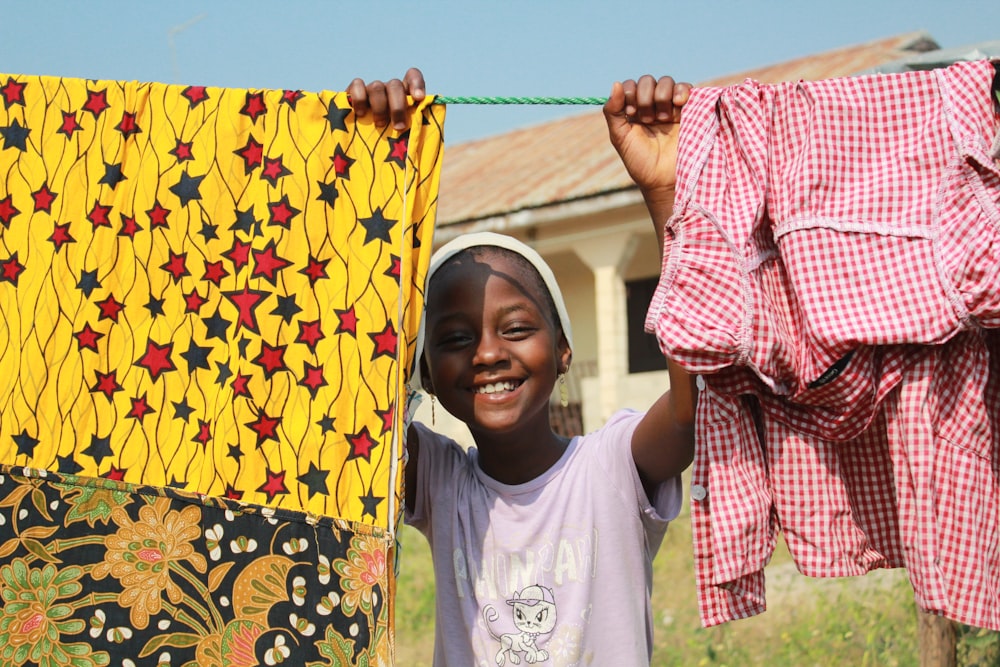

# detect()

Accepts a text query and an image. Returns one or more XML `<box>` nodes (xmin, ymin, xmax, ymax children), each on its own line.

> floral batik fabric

<box><xmin>0</xmin><ymin>72</ymin><xmax>444</xmax><ymax>664</ymax></box>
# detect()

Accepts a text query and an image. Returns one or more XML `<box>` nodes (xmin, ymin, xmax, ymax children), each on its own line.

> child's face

<box><xmin>422</xmin><ymin>251</ymin><xmax>570</xmax><ymax>443</ymax></box>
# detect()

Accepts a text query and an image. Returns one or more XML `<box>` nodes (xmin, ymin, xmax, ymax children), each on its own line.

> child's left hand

<box><xmin>603</xmin><ymin>76</ymin><xmax>691</xmax><ymax>201</ymax></box>
<box><xmin>346</xmin><ymin>67</ymin><xmax>426</xmax><ymax>131</ymax></box>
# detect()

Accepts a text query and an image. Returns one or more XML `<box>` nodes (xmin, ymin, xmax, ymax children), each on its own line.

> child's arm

<box><xmin>346</xmin><ymin>67</ymin><xmax>426</xmax><ymax>131</ymax></box>
<box><xmin>604</xmin><ymin>76</ymin><xmax>698</xmax><ymax>486</ymax></box>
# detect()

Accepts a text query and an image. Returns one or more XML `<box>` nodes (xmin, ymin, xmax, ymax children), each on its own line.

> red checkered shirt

<box><xmin>646</xmin><ymin>60</ymin><xmax>1000</xmax><ymax>629</ymax></box>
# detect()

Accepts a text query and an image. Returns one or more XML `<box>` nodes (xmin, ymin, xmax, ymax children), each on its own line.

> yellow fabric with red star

<box><xmin>0</xmin><ymin>73</ymin><xmax>443</xmax><ymax>525</ymax></box>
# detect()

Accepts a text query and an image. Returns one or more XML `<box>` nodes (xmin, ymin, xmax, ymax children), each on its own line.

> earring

<box><xmin>559</xmin><ymin>375</ymin><xmax>568</xmax><ymax>408</ymax></box>
<box><xmin>430</xmin><ymin>394</ymin><xmax>436</xmax><ymax>425</ymax></box>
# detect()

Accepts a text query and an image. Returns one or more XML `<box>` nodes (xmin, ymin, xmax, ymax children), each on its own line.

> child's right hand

<box><xmin>346</xmin><ymin>67</ymin><xmax>426</xmax><ymax>131</ymax></box>
<box><xmin>603</xmin><ymin>76</ymin><xmax>691</xmax><ymax>200</ymax></box>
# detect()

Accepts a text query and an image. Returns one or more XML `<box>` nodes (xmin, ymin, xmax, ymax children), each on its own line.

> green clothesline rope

<box><xmin>434</xmin><ymin>96</ymin><xmax>607</xmax><ymax>105</ymax></box>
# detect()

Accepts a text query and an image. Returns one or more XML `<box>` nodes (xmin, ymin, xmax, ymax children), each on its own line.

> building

<box><xmin>417</xmin><ymin>31</ymin><xmax>959</xmax><ymax>445</ymax></box>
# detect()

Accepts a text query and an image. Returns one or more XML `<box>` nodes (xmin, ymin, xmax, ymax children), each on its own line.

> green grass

<box><xmin>393</xmin><ymin>513</ymin><xmax>999</xmax><ymax>666</ymax></box>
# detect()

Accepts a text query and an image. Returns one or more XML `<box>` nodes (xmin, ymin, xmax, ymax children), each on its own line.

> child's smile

<box><xmin>422</xmin><ymin>250</ymin><xmax>571</xmax><ymax>458</ymax></box>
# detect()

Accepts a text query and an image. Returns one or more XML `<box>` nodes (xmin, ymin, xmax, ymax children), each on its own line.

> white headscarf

<box><xmin>411</xmin><ymin>232</ymin><xmax>573</xmax><ymax>391</ymax></box>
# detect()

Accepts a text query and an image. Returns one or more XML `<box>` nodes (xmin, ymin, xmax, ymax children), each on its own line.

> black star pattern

<box><xmin>145</xmin><ymin>296</ymin><xmax>165</xmax><ymax>319</ymax></box>
<box><xmin>99</xmin><ymin>161</ymin><xmax>126</xmax><ymax>188</ymax></box>
<box><xmin>198</xmin><ymin>221</ymin><xmax>219</xmax><ymax>242</ymax></box>
<box><xmin>230</xmin><ymin>207</ymin><xmax>262</xmax><ymax>237</ymax></box>
<box><xmin>168</xmin><ymin>475</ymin><xmax>187</xmax><ymax>489</ymax></box>
<box><xmin>1</xmin><ymin>119</ymin><xmax>30</xmax><ymax>151</ymax></box>
<box><xmin>317</xmin><ymin>414</ymin><xmax>336</xmax><ymax>434</ymax></box>
<box><xmin>359</xmin><ymin>488</ymin><xmax>384</xmax><ymax>521</ymax></box>
<box><xmin>271</xmin><ymin>294</ymin><xmax>302</xmax><ymax>324</ymax></box>
<box><xmin>237</xmin><ymin>337</ymin><xmax>251</xmax><ymax>359</ymax></box>
<box><xmin>57</xmin><ymin>455</ymin><xmax>83</xmax><ymax>474</ymax></box>
<box><xmin>170</xmin><ymin>171</ymin><xmax>204</xmax><ymax>207</ymax></box>
<box><xmin>77</xmin><ymin>270</ymin><xmax>101</xmax><ymax>297</ymax></box>
<box><xmin>359</xmin><ymin>207</ymin><xmax>396</xmax><ymax>245</ymax></box>
<box><xmin>172</xmin><ymin>398</ymin><xmax>195</xmax><ymax>422</ymax></box>
<box><xmin>202</xmin><ymin>308</ymin><xmax>232</xmax><ymax>342</ymax></box>
<box><xmin>298</xmin><ymin>462</ymin><xmax>330</xmax><ymax>499</ymax></box>
<box><xmin>315</xmin><ymin>180</ymin><xmax>339</xmax><ymax>209</ymax></box>
<box><xmin>82</xmin><ymin>433</ymin><xmax>113</xmax><ymax>465</ymax></box>
<box><xmin>13</xmin><ymin>429</ymin><xmax>39</xmax><ymax>457</ymax></box>
<box><xmin>180</xmin><ymin>342</ymin><xmax>212</xmax><ymax>373</ymax></box>
<box><xmin>215</xmin><ymin>361</ymin><xmax>233</xmax><ymax>386</ymax></box>
<box><xmin>324</xmin><ymin>101</ymin><xmax>351</xmax><ymax>132</ymax></box>
<box><xmin>227</xmin><ymin>442</ymin><xmax>243</xmax><ymax>461</ymax></box>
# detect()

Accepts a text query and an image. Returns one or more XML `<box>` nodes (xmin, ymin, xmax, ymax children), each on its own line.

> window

<box><xmin>625</xmin><ymin>277</ymin><xmax>668</xmax><ymax>373</ymax></box>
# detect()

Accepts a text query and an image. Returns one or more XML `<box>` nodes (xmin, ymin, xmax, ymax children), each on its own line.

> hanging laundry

<box><xmin>0</xmin><ymin>72</ymin><xmax>445</xmax><ymax>664</ymax></box>
<box><xmin>645</xmin><ymin>60</ymin><xmax>1000</xmax><ymax>630</ymax></box>
<box><xmin>0</xmin><ymin>72</ymin><xmax>444</xmax><ymax>521</ymax></box>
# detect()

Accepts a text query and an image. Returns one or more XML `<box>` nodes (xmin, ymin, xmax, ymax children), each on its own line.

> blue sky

<box><xmin>1</xmin><ymin>0</ymin><xmax>998</xmax><ymax>143</ymax></box>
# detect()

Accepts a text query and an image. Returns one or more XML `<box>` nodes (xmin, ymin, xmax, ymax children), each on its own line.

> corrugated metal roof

<box><xmin>437</xmin><ymin>31</ymin><xmax>939</xmax><ymax>228</ymax></box>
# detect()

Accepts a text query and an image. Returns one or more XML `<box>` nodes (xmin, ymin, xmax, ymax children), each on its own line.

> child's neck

<box><xmin>472</xmin><ymin>429</ymin><xmax>570</xmax><ymax>485</ymax></box>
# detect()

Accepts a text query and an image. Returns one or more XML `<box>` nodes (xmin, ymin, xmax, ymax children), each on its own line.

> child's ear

<box><xmin>557</xmin><ymin>335</ymin><xmax>572</xmax><ymax>374</ymax></box>
<box><xmin>419</xmin><ymin>356</ymin><xmax>435</xmax><ymax>394</ymax></box>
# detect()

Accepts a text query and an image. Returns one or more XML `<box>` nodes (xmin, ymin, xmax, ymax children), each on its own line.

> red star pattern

<box><xmin>368</xmin><ymin>322</ymin><xmax>398</xmax><ymax>360</ymax></box>
<box><xmin>83</xmin><ymin>89</ymin><xmax>110</xmax><ymax>116</ymax></box>
<box><xmin>171</xmin><ymin>140</ymin><xmax>194</xmax><ymax>162</ymax></box>
<box><xmin>223</xmin><ymin>284</ymin><xmax>268</xmax><ymax>334</ymax></box>
<box><xmin>300</xmin><ymin>255</ymin><xmax>329</xmax><ymax>286</ymax></box>
<box><xmin>253</xmin><ymin>342</ymin><xmax>288</xmax><ymax>379</ymax></box>
<box><xmin>1</xmin><ymin>77</ymin><xmax>26</xmax><ymax>108</ymax></box>
<box><xmin>127</xmin><ymin>393</ymin><xmax>155</xmax><ymax>421</ymax></box>
<box><xmin>116</xmin><ymin>111</ymin><xmax>141</xmax><ymax>138</ymax></box>
<box><xmin>135</xmin><ymin>340</ymin><xmax>177</xmax><ymax>380</ymax></box>
<box><xmin>332</xmin><ymin>144</ymin><xmax>355</xmax><ymax>178</ymax></box>
<box><xmin>386</xmin><ymin>132</ymin><xmax>409</xmax><ymax>167</ymax></box>
<box><xmin>223</xmin><ymin>239</ymin><xmax>253</xmax><ymax>272</ymax></box>
<box><xmin>183</xmin><ymin>289</ymin><xmax>208</xmax><ymax>313</ymax></box>
<box><xmin>193</xmin><ymin>419</ymin><xmax>212</xmax><ymax>447</ymax></box>
<box><xmin>335</xmin><ymin>305</ymin><xmax>358</xmax><ymax>337</ymax></box>
<box><xmin>91</xmin><ymin>370</ymin><xmax>123</xmax><ymax>400</ymax></box>
<box><xmin>231</xmin><ymin>373</ymin><xmax>252</xmax><ymax>397</ymax></box>
<box><xmin>251</xmin><ymin>240</ymin><xmax>291</xmax><ymax>285</ymax></box>
<box><xmin>104</xmin><ymin>466</ymin><xmax>126</xmax><ymax>481</ymax></box>
<box><xmin>241</xmin><ymin>92</ymin><xmax>267</xmax><ymax>122</ymax></box>
<box><xmin>182</xmin><ymin>85</ymin><xmax>209</xmax><ymax>106</ymax></box>
<box><xmin>202</xmin><ymin>260</ymin><xmax>229</xmax><ymax>286</ymax></box>
<box><xmin>0</xmin><ymin>194</ymin><xmax>19</xmax><ymax>227</ymax></box>
<box><xmin>296</xmin><ymin>320</ymin><xmax>324</xmax><ymax>352</ymax></box>
<box><xmin>161</xmin><ymin>250</ymin><xmax>190</xmax><ymax>282</ymax></box>
<box><xmin>280</xmin><ymin>90</ymin><xmax>303</xmax><ymax>107</ymax></box>
<box><xmin>32</xmin><ymin>184</ymin><xmax>57</xmax><ymax>213</ymax></box>
<box><xmin>49</xmin><ymin>222</ymin><xmax>75</xmax><ymax>250</ymax></box>
<box><xmin>0</xmin><ymin>255</ymin><xmax>24</xmax><ymax>285</ymax></box>
<box><xmin>346</xmin><ymin>426</ymin><xmax>379</xmax><ymax>462</ymax></box>
<box><xmin>96</xmin><ymin>295</ymin><xmax>125</xmax><ymax>323</ymax></box>
<box><xmin>299</xmin><ymin>363</ymin><xmax>327</xmax><ymax>398</ymax></box>
<box><xmin>376</xmin><ymin>404</ymin><xmax>395</xmax><ymax>436</ymax></box>
<box><xmin>267</xmin><ymin>195</ymin><xmax>299</xmax><ymax>228</ymax></box>
<box><xmin>246</xmin><ymin>411</ymin><xmax>281</xmax><ymax>446</ymax></box>
<box><xmin>118</xmin><ymin>214</ymin><xmax>141</xmax><ymax>239</ymax></box>
<box><xmin>58</xmin><ymin>111</ymin><xmax>83</xmax><ymax>139</ymax></box>
<box><xmin>74</xmin><ymin>323</ymin><xmax>104</xmax><ymax>351</ymax></box>
<box><xmin>256</xmin><ymin>468</ymin><xmax>289</xmax><ymax>502</ymax></box>
<box><xmin>88</xmin><ymin>202</ymin><xmax>112</xmax><ymax>228</ymax></box>
<box><xmin>146</xmin><ymin>200</ymin><xmax>171</xmax><ymax>227</ymax></box>
<box><xmin>234</xmin><ymin>137</ymin><xmax>264</xmax><ymax>173</ymax></box>
<box><xmin>260</xmin><ymin>155</ymin><xmax>291</xmax><ymax>186</ymax></box>
<box><xmin>385</xmin><ymin>255</ymin><xmax>402</xmax><ymax>280</ymax></box>
<box><xmin>224</xmin><ymin>485</ymin><xmax>244</xmax><ymax>500</ymax></box>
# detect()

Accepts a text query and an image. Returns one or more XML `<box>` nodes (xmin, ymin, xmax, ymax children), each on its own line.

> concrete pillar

<box><xmin>572</xmin><ymin>233</ymin><xmax>638</xmax><ymax>422</ymax></box>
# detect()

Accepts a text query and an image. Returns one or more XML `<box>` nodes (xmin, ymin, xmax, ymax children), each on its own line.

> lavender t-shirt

<box><xmin>406</xmin><ymin>410</ymin><xmax>683</xmax><ymax>667</ymax></box>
